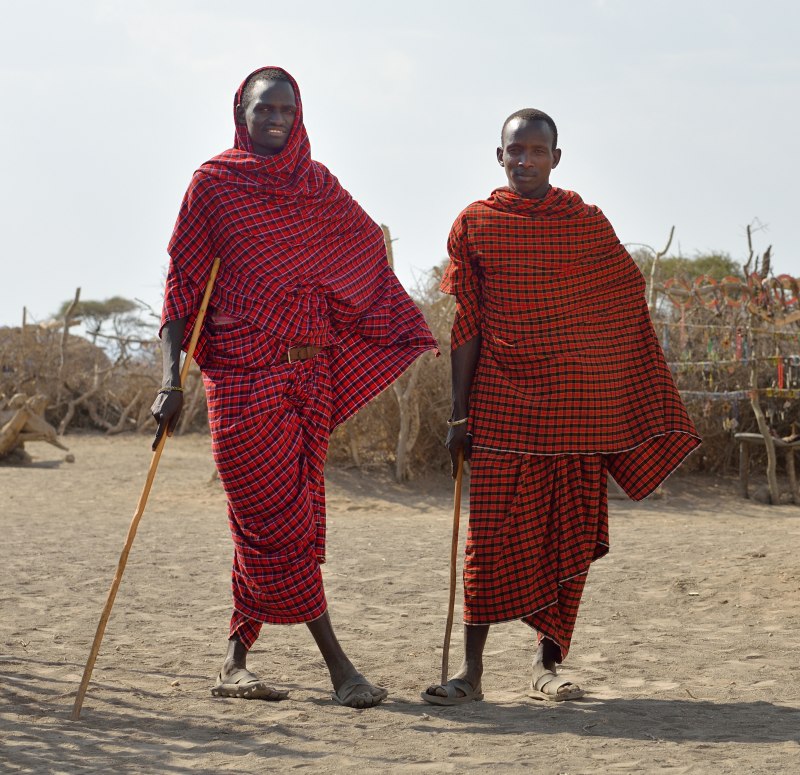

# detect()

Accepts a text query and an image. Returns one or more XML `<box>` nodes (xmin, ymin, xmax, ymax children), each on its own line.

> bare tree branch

<box><xmin>647</xmin><ymin>225</ymin><xmax>675</xmax><ymax>313</ymax></box>
<box><xmin>56</xmin><ymin>287</ymin><xmax>81</xmax><ymax>406</ymax></box>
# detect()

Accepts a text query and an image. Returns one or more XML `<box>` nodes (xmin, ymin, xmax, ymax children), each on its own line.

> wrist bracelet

<box><xmin>447</xmin><ymin>417</ymin><xmax>468</xmax><ymax>427</ymax></box>
<box><xmin>158</xmin><ymin>386</ymin><xmax>184</xmax><ymax>394</ymax></box>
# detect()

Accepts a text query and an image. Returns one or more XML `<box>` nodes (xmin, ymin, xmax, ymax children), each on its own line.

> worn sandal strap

<box><xmin>335</xmin><ymin>671</ymin><xmax>388</xmax><ymax>704</ymax></box>
<box><xmin>224</xmin><ymin>668</ymin><xmax>261</xmax><ymax>686</ymax></box>
<box><xmin>445</xmin><ymin>678</ymin><xmax>480</xmax><ymax>698</ymax></box>
<box><xmin>533</xmin><ymin>672</ymin><xmax>574</xmax><ymax>694</ymax></box>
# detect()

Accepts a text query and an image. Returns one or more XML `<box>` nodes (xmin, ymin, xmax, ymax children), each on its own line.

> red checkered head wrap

<box><xmin>204</xmin><ymin>66</ymin><xmax>313</xmax><ymax>194</ymax></box>
<box><xmin>164</xmin><ymin>65</ymin><xmax>438</xmax><ymax>403</ymax></box>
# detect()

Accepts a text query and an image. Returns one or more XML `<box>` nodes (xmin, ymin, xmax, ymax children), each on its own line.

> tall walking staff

<box><xmin>71</xmin><ymin>257</ymin><xmax>221</xmax><ymax>720</ymax></box>
<box><xmin>441</xmin><ymin>450</ymin><xmax>465</xmax><ymax>684</ymax></box>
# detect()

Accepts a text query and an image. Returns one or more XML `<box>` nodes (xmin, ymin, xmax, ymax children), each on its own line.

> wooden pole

<box><xmin>380</xmin><ymin>223</ymin><xmax>396</xmax><ymax>270</ymax></box>
<box><xmin>57</xmin><ymin>288</ymin><xmax>81</xmax><ymax>408</ymax></box>
<box><xmin>71</xmin><ymin>258</ymin><xmax>220</xmax><ymax>720</ymax></box>
<box><xmin>745</xmin><ymin>231</ymin><xmax>779</xmax><ymax>504</ymax></box>
<box><xmin>19</xmin><ymin>307</ymin><xmax>27</xmax><ymax>381</ymax></box>
<box><xmin>441</xmin><ymin>450</ymin><xmax>464</xmax><ymax>684</ymax></box>
<box><xmin>647</xmin><ymin>225</ymin><xmax>675</xmax><ymax>314</ymax></box>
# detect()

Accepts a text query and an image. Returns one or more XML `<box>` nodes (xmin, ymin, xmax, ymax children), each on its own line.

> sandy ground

<box><xmin>1</xmin><ymin>433</ymin><xmax>799</xmax><ymax>774</ymax></box>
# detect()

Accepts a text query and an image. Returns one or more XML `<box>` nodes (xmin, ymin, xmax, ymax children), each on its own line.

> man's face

<box><xmin>236</xmin><ymin>79</ymin><xmax>297</xmax><ymax>156</ymax></box>
<box><xmin>497</xmin><ymin>118</ymin><xmax>561</xmax><ymax>199</ymax></box>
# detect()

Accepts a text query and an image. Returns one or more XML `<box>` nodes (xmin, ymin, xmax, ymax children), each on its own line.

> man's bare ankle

<box><xmin>221</xmin><ymin>656</ymin><xmax>246</xmax><ymax>677</ymax></box>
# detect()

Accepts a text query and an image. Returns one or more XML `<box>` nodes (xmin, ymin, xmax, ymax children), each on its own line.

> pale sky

<box><xmin>1</xmin><ymin>0</ymin><xmax>797</xmax><ymax>327</ymax></box>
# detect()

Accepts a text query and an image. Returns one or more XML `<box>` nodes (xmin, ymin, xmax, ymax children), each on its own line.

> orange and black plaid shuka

<box><xmin>443</xmin><ymin>186</ymin><xmax>700</xmax><ymax>659</ymax></box>
<box><xmin>162</xmin><ymin>67</ymin><xmax>437</xmax><ymax>647</ymax></box>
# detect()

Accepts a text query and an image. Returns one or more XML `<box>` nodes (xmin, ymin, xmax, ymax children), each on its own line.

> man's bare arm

<box><xmin>446</xmin><ymin>333</ymin><xmax>481</xmax><ymax>477</ymax></box>
<box><xmin>150</xmin><ymin>317</ymin><xmax>188</xmax><ymax>450</ymax></box>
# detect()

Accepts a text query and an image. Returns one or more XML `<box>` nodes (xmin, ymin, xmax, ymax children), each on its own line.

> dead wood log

<box><xmin>0</xmin><ymin>408</ymin><xmax>29</xmax><ymax>456</ymax></box>
<box><xmin>0</xmin><ymin>394</ymin><xmax>67</xmax><ymax>457</ymax></box>
<box><xmin>7</xmin><ymin>393</ymin><xmax>28</xmax><ymax>410</ymax></box>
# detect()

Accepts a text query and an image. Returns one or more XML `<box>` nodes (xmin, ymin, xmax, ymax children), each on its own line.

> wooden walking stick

<box><xmin>441</xmin><ymin>450</ymin><xmax>465</xmax><ymax>684</ymax></box>
<box><xmin>71</xmin><ymin>257</ymin><xmax>220</xmax><ymax>720</ymax></box>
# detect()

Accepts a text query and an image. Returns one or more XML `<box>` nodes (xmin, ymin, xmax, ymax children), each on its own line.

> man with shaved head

<box><xmin>422</xmin><ymin>109</ymin><xmax>699</xmax><ymax>705</ymax></box>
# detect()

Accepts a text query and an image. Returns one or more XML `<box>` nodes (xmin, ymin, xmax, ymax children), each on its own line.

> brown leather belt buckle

<box><xmin>286</xmin><ymin>345</ymin><xmax>322</xmax><ymax>364</ymax></box>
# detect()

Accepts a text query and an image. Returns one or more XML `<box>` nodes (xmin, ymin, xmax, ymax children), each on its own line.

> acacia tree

<box><xmin>55</xmin><ymin>296</ymin><xmax>154</xmax><ymax>357</ymax></box>
<box><xmin>632</xmin><ymin>249</ymin><xmax>745</xmax><ymax>284</ymax></box>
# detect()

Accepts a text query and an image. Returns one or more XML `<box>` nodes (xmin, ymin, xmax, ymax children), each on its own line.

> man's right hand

<box><xmin>447</xmin><ymin>334</ymin><xmax>481</xmax><ymax>479</ymax></box>
<box><xmin>151</xmin><ymin>390</ymin><xmax>184</xmax><ymax>451</ymax></box>
<box><xmin>445</xmin><ymin>422</ymin><xmax>471</xmax><ymax>479</ymax></box>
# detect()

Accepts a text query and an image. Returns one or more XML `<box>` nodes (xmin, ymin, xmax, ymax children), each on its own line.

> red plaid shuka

<box><xmin>443</xmin><ymin>186</ymin><xmax>700</xmax><ymax>657</ymax></box>
<box><xmin>162</xmin><ymin>67</ymin><xmax>436</xmax><ymax>643</ymax></box>
<box><xmin>465</xmin><ymin>449</ymin><xmax>609</xmax><ymax>659</ymax></box>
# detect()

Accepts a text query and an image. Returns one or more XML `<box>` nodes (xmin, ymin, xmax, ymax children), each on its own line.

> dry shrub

<box><xmin>328</xmin><ymin>263</ymin><xmax>453</xmax><ymax>477</ymax></box>
<box><xmin>1</xmin><ymin>325</ymin><xmax>169</xmax><ymax>434</ymax></box>
<box><xmin>1</xmin><ymin>325</ymin><xmax>112</xmax><ymax>428</ymax></box>
<box><xmin>650</xmin><ymin>284</ymin><xmax>800</xmax><ymax>475</ymax></box>
<box><xmin>8</xmin><ymin>257</ymin><xmax>791</xmax><ymax>480</ymax></box>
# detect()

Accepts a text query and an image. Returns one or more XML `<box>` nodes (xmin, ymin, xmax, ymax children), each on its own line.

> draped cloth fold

<box><xmin>161</xmin><ymin>67</ymin><xmax>437</xmax><ymax>638</ymax></box>
<box><xmin>163</xmin><ymin>67</ymin><xmax>436</xmax><ymax>428</ymax></box>
<box><xmin>466</xmin><ymin>449</ymin><xmax>609</xmax><ymax>658</ymax></box>
<box><xmin>209</xmin><ymin>355</ymin><xmax>332</xmax><ymax>638</ymax></box>
<box><xmin>443</xmin><ymin>186</ymin><xmax>699</xmax><ymax>658</ymax></box>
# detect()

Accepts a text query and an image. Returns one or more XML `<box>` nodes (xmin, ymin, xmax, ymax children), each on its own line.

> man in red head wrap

<box><xmin>422</xmin><ymin>109</ymin><xmax>700</xmax><ymax>705</ymax></box>
<box><xmin>153</xmin><ymin>67</ymin><xmax>437</xmax><ymax>708</ymax></box>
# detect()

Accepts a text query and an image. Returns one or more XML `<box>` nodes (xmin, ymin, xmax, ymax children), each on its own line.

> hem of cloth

<box><xmin>462</xmin><ymin>564</ymin><xmax>602</xmax><ymax>627</ymax></box>
<box><xmin>536</xmin><ymin>622</ymin><xmax>569</xmax><ymax>665</ymax></box>
<box><xmin>232</xmin><ymin>604</ymin><xmax>328</xmax><ymax>626</ymax></box>
<box><xmin>472</xmin><ymin>430</ymin><xmax>701</xmax><ymax>459</ymax></box>
<box><xmin>465</xmin><ymin>597</ymin><xmax>557</xmax><ymax>627</ymax></box>
<box><xmin>536</xmin><ymin>632</ymin><xmax>566</xmax><ymax>662</ymax></box>
<box><xmin>620</xmin><ymin>440</ymin><xmax>699</xmax><ymax>501</ymax></box>
<box><xmin>332</xmin><ymin>344</ymin><xmax>437</xmax><ymax>428</ymax></box>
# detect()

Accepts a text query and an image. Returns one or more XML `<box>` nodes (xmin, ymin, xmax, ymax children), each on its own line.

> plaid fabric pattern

<box><xmin>162</xmin><ymin>68</ymin><xmax>436</xmax><ymax>637</ymax></box>
<box><xmin>465</xmin><ymin>449</ymin><xmax>609</xmax><ymax>660</ymax></box>
<box><xmin>207</xmin><ymin>353</ymin><xmax>332</xmax><ymax>628</ymax></box>
<box><xmin>229</xmin><ymin>611</ymin><xmax>263</xmax><ymax>650</ymax></box>
<box><xmin>442</xmin><ymin>186</ymin><xmax>700</xmax><ymax>499</ymax></box>
<box><xmin>163</xmin><ymin>66</ymin><xmax>437</xmax><ymax>427</ymax></box>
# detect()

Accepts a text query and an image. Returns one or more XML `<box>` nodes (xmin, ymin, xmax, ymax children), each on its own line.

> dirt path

<box><xmin>1</xmin><ymin>434</ymin><xmax>799</xmax><ymax>773</ymax></box>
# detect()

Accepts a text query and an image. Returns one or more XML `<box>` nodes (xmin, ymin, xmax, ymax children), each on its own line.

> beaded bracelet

<box><xmin>158</xmin><ymin>386</ymin><xmax>184</xmax><ymax>394</ymax></box>
<box><xmin>446</xmin><ymin>417</ymin><xmax>468</xmax><ymax>427</ymax></box>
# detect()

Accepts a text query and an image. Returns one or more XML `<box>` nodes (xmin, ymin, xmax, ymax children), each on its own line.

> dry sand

<box><xmin>1</xmin><ymin>433</ymin><xmax>799</xmax><ymax>774</ymax></box>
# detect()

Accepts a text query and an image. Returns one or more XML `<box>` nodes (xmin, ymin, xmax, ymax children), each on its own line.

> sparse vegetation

<box><xmin>4</xmin><ymin>230</ymin><xmax>798</xmax><ymax>483</ymax></box>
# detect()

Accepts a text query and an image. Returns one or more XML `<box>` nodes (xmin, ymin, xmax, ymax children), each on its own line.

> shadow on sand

<box><xmin>2</xmin><ymin>655</ymin><xmax>798</xmax><ymax>775</ymax></box>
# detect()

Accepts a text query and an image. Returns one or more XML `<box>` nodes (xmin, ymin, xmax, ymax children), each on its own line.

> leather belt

<box><xmin>282</xmin><ymin>345</ymin><xmax>324</xmax><ymax>364</ymax></box>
